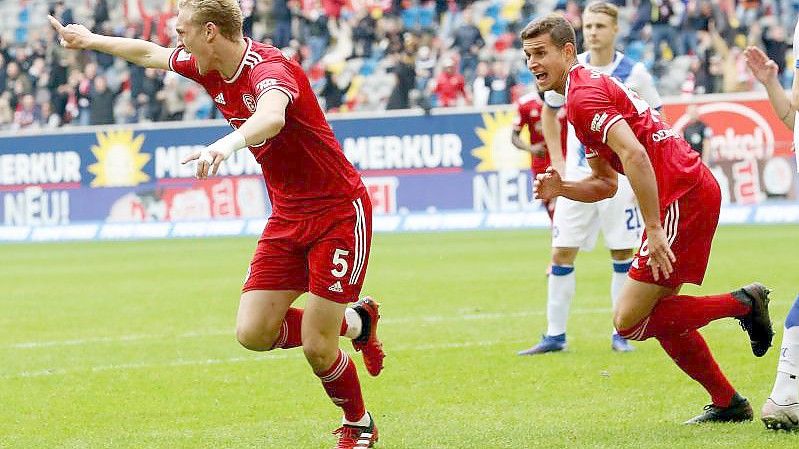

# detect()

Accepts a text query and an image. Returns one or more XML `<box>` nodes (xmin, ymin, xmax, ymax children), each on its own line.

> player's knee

<box><xmin>613</xmin><ymin>310</ymin><xmax>638</xmax><ymax>335</ymax></box>
<box><xmin>236</xmin><ymin>326</ymin><xmax>276</xmax><ymax>352</ymax></box>
<box><xmin>302</xmin><ymin>340</ymin><xmax>337</xmax><ymax>371</ymax></box>
<box><xmin>551</xmin><ymin>248</ymin><xmax>578</xmax><ymax>265</ymax></box>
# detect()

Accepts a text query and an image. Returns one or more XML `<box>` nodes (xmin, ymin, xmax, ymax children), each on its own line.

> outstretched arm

<box><xmin>49</xmin><ymin>15</ymin><xmax>173</xmax><ymax>70</ymax></box>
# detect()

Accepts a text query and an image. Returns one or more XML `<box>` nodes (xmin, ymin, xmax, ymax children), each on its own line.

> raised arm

<box><xmin>49</xmin><ymin>15</ymin><xmax>173</xmax><ymax>70</ymax></box>
<box><xmin>744</xmin><ymin>46</ymin><xmax>795</xmax><ymax>130</ymax></box>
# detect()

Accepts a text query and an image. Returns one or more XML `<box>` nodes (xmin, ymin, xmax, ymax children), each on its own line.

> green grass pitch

<box><xmin>1</xmin><ymin>225</ymin><xmax>797</xmax><ymax>448</ymax></box>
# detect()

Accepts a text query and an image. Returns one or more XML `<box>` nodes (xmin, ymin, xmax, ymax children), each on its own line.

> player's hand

<box><xmin>645</xmin><ymin>225</ymin><xmax>676</xmax><ymax>282</ymax></box>
<box><xmin>744</xmin><ymin>46</ymin><xmax>778</xmax><ymax>84</ymax></box>
<box><xmin>181</xmin><ymin>148</ymin><xmax>225</xmax><ymax>179</ymax></box>
<box><xmin>533</xmin><ymin>166</ymin><xmax>562</xmax><ymax>201</ymax></box>
<box><xmin>48</xmin><ymin>15</ymin><xmax>94</xmax><ymax>50</ymax></box>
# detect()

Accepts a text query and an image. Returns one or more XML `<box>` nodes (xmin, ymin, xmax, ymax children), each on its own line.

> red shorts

<box><xmin>629</xmin><ymin>168</ymin><xmax>721</xmax><ymax>288</ymax></box>
<box><xmin>242</xmin><ymin>193</ymin><xmax>372</xmax><ymax>304</ymax></box>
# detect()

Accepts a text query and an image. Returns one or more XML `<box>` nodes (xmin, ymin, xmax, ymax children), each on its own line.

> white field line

<box><xmin>6</xmin><ymin>338</ymin><xmax>532</xmax><ymax>380</ymax></box>
<box><xmin>6</xmin><ymin>308</ymin><xmax>612</xmax><ymax>350</ymax></box>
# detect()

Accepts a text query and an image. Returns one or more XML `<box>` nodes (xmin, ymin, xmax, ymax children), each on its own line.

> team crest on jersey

<box><xmin>590</xmin><ymin>112</ymin><xmax>608</xmax><ymax>133</ymax></box>
<box><xmin>242</xmin><ymin>94</ymin><xmax>256</xmax><ymax>113</ymax></box>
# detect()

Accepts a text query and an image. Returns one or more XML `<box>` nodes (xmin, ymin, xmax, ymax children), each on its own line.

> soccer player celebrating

<box><xmin>50</xmin><ymin>3</ymin><xmax>383</xmax><ymax>447</ymax></box>
<box><xmin>744</xmin><ymin>44</ymin><xmax>799</xmax><ymax>430</ymax></box>
<box><xmin>518</xmin><ymin>1</ymin><xmax>661</xmax><ymax>355</ymax></box>
<box><xmin>522</xmin><ymin>13</ymin><xmax>774</xmax><ymax>423</ymax></box>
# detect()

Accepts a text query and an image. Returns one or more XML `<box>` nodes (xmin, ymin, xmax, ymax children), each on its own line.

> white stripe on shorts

<box><xmin>349</xmin><ymin>199</ymin><xmax>366</xmax><ymax>285</ymax></box>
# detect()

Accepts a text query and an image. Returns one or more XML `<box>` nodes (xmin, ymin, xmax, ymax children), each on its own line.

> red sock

<box><xmin>270</xmin><ymin>308</ymin><xmax>349</xmax><ymax>350</ymax></box>
<box><xmin>619</xmin><ymin>293</ymin><xmax>748</xmax><ymax>341</ymax></box>
<box><xmin>316</xmin><ymin>349</ymin><xmax>365</xmax><ymax>422</ymax></box>
<box><xmin>657</xmin><ymin>330</ymin><xmax>736</xmax><ymax>407</ymax></box>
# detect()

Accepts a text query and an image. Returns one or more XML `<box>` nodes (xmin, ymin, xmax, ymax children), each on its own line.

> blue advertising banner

<box><xmin>0</xmin><ymin>104</ymin><xmax>797</xmax><ymax>242</ymax></box>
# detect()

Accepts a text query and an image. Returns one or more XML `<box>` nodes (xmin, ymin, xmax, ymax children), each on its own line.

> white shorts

<box><xmin>551</xmin><ymin>175</ymin><xmax>642</xmax><ymax>251</ymax></box>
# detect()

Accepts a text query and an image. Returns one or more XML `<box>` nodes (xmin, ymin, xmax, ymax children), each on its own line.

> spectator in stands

<box><xmin>319</xmin><ymin>70</ymin><xmax>349</xmax><ymax>111</ymax></box>
<box><xmin>650</xmin><ymin>0</ymin><xmax>680</xmax><ymax>61</ymax></box>
<box><xmin>352</xmin><ymin>9</ymin><xmax>377</xmax><ymax>59</ymax></box>
<box><xmin>38</xmin><ymin>101</ymin><xmax>61</xmax><ymax>128</ymax></box>
<box><xmin>0</xmin><ymin>91</ymin><xmax>13</xmax><ymax>129</ymax></box>
<box><xmin>415</xmin><ymin>45</ymin><xmax>436</xmax><ymax>91</ymax></box>
<box><xmin>156</xmin><ymin>73</ymin><xmax>186</xmax><ymax>122</ymax></box>
<box><xmin>471</xmin><ymin>61</ymin><xmax>490</xmax><ymax>107</ymax></box>
<box><xmin>431</xmin><ymin>56</ymin><xmax>470</xmax><ymax>107</ymax></box>
<box><xmin>486</xmin><ymin>60</ymin><xmax>516</xmax><ymax>106</ymax></box>
<box><xmin>451</xmin><ymin>7</ymin><xmax>484</xmax><ymax>80</ymax></box>
<box><xmin>13</xmin><ymin>93</ymin><xmax>40</xmax><ymax>130</ymax></box>
<box><xmin>387</xmin><ymin>51</ymin><xmax>416</xmax><ymax>110</ymax></box>
<box><xmin>303</xmin><ymin>3</ymin><xmax>331</xmax><ymax>66</ymax></box>
<box><xmin>89</xmin><ymin>75</ymin><xmax>117</xmax><ymax>126</ymax></box>
<box><xmin>272</xmin><ymin>0</ymin><xmax>293</xmax><ymax>49</ymax></box>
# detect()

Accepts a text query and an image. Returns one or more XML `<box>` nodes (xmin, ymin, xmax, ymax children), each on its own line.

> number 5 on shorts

<box><xmin>331</xmin><ymin>248</ymin><xmax>350</xmax><ymax>278</ymax></box>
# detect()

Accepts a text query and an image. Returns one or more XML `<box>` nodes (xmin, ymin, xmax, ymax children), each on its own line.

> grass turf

<box><xmin>0</xmin><ymin>225</ymin><xmax>797</xmax><ymax>448</ymax></box>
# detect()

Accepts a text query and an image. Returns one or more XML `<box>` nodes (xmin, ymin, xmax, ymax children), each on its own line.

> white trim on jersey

<box><xmin>223</xmin><ymin>38</ymin><xmax>254</xmax><ymax>84</ymax></box>
<box><xmin>664</xmin><ymin>200</ymin><xmax>680</xmax><ymax>246</ymax></box>
<box><xmin>349</xmin><ymin>198</ymin><xmax>367</xmax><ymax>285</ymax></box>
<box><xmin>255</xmin><ymin>85</ymin><xmax>295</xmax><ymax>104</ymax></box>
<box><xmin>602</xmin><ymin>114</ymin><xmax>624</xmax><ymax>143</ymax></box>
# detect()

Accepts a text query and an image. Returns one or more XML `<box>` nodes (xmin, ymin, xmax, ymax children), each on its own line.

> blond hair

<box><xmin>520</xmin><ymin>13</ymin><xmax>576</xmax><ymax>49</ymax></box>
<box><xmin>584</xmin><ymin>1</ymin><xmax>619</xmax><ymax>24</ymax></box>
<box><xmin>178</xmin><ymin>0</ymin><xmax>243</xmax><ymax>41</ymax></box>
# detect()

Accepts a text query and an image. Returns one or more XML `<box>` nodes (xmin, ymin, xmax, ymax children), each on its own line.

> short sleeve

<box><xmin>249</xmin><ymin>56</ymin><xmax>301</xmax><ymax>104</ymax></box>
<box><xmin>629</xmin><ymin>63</ymin><xmax>663</xmax><ymax>110</ymax></box>
<box><xmin>169</xmin><ymin>46</ymin><xmax>201</xmax><ymax>81</ymax></box>
<box><xmin>543</xmin><ymin>90</ymin><xmax>565</xmax><ymax>108</ymax></box>
<box><xmin>585</xmin><ymin>147</ymin><xmax>598</xmax><ymax>159</ymax></box>
<box><xmin>569</xmin><ymin>80</ymin><xmax>624</xmax><ymax>144</ymax></box>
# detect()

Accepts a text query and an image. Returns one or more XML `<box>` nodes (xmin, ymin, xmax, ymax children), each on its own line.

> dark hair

<box><xmin>520</xmin><ymin>13</ymin><xmax>576</xmax><ymax>49</ymax></box>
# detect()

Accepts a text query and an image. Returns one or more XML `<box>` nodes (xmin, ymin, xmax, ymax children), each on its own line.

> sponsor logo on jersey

<box><xmin>214</xmin><ymin>93</ymin><xmax>226</xmax><ymax>105</ymax></box>
<box><xmin>328</xmin><ymin>281</ymin><xmax>343</xmax><ymax>293</ymax></box>
<box><xmin>242</xmin><ymin>94</ymin><xmax>256</xmax><ymax>113</ymax></box>
<box><xmin>651</xmin><ymin>128</ymin><xmax>679</xmax><ymax>142</ymax></box>
<box><xmin>255</xmin><ymin>78</ymin><xmax>278</xmax><ymax>92</ymax></box>
<box><xmin>590</xmin><ymin>112</ymin><xmax>608</xmax><ymax>133</ymax></box>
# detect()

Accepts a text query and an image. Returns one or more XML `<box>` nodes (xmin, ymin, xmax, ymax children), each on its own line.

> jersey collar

<box><xmin>223</xmin><ymin>37</ymin><xmax>252</xmax><ymax>84</ymax></box>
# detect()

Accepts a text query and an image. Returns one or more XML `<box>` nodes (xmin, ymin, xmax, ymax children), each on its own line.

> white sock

<box><xmin>610</xmin><ymin>258</ymin><xmax>632</xmax><ymax>336</ymax></box>
<box><xmin>770</xmin><ymin>327</ymin><xmax>799</xmax><ymax>405</ymax></box>
<box><xmin>344</xmin><ymin>307</ymin><xmax>362</xmax><ymax>340</ymax></box>
<box><xmin>342</xmin><ymin>411</ymin><xmax>370</xmax><ymax>427</ymax></box>
<box><xmin>546</xmin><ymin>265</ymin><xmax>575</xmax><ymax>336</ymax></box>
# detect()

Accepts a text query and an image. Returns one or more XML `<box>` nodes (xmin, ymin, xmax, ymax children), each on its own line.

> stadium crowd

<box><xmin>1</xmin><ymin>0</ymin><xmax>798</xmax><ymax>131</ymax></box>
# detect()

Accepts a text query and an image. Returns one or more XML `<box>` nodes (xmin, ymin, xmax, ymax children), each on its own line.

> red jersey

<box><xmin>513</xmin><ymin>92</ymin><xmax>567</xmax><ymax>175</ymax></box>
<box><xmin>433</xmin><ymin>71</ymin><xmax>466</xmax><ymax>107</ymax></box>
<box><xmin>565</xmin><ymin>64</ymin><xmax>702</xmax><ymax>209</ymax></box>
<box><xmin>169</xmin><ymin>38</ymin><xmax>365</xmax><ymax>219</ymax></box>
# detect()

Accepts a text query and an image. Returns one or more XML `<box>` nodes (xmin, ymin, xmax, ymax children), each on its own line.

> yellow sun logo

<box><xmin>472</xmin><ymin>110</ymin><xmax>531</xmax><ymax>172</ymax></box>
<box><xmin>88</xmin><ymin>130</ymin><xmax>151</xmax><ymax>187</ymax></box>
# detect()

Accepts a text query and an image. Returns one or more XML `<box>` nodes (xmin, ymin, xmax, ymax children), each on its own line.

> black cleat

<box><xmin>684</xmin><ymin>393</ymin><xmax>753</xmax><ymax>424</ymax></box>
<box><xmin>733</xmin><ymin>283</ymin><xmax>774</xmax><ymax>357</ymax></box>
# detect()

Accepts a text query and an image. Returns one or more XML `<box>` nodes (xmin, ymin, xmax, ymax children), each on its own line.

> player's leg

<box><xmin>236</xmin><ymin>289</ymin><xmax>303</xmax><ymax>351</ymax></box>
<box><xmin>598</xmin><ymin>176</ymin><xmax>639</xmax><ymax>352</ymax></box>
<box><xmin>609</xmin><ymin>248</ymin><xmax>635</xmax><ymax>352</ymax></box>
<box><xmin>613</xmin><ymin>279</ymin><xmax>754</xmax><ymax>423</ymax></box>
<box><xmin>519</xmin><ymin>197</ymin><xmax>594</xmax><ymax>355</ymax></box>
<box><xmin>762</xmin><ymin>293</ymin><xmax>799</xmax><ymax>431</ymax></box>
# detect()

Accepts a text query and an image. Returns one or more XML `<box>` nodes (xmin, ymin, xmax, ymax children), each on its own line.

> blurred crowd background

<box><xmin>1</xmin><ymin>0</ymin><xmax>798</xmax><ymax>131</ymax></box>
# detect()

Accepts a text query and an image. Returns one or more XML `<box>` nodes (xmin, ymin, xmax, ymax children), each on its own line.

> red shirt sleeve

<box><xmin>569</xmin><ymin>79</ymin><xmax>624</xmax><ymax>147</ymax></box>
<box><xmin>249</xmin><ymin>55</ymin><xmax>301</xmax><ymax>104</ymax></box>
<box><xmin>168</xmin><ymin>46</ymin><xmax>201</xmax><ymax>82</ymax></box>
<box><xmin>513</xmin><ymin>101</ymin><xmax>526</xmax><ymax>132</ymax></box>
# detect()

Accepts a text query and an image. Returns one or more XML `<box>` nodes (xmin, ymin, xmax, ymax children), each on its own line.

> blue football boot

<box><xmin>517</xmin><ymin>334</ymin><xmax>567</xmax><ymax>355</ymax></box>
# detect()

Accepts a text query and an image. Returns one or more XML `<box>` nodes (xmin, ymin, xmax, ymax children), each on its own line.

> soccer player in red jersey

<box><xmin>521</xmin><ymin>13</ymin><xmax>775</xmax><ymax>423</ymax></box>
<box><xmin>50</xmin><ymin>2</ymin><xmax>382</xmax><ymax>447</ymax></box>
<box><xmin>511</xmin><ymin>91</ymin><xmax>567</xmax><ymax>220</ymax></box>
